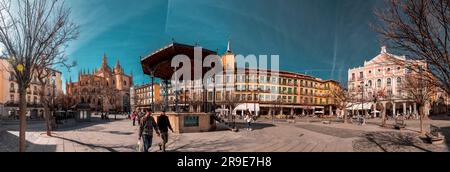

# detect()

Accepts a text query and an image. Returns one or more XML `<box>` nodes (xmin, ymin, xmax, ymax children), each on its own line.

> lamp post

<box><xmin>51</xmin><ymin>72</ymin><xmax>56</xmax><ymax>124</ymax></box>
<box><xmin>358</xmin><ymin>82</ymin><xmax>368</xmax><ymax>117</ymax></box>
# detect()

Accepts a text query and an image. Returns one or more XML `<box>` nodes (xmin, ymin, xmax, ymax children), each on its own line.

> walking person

<box><xmin>131</xmin><ymin>111</ymin><xmax>137</xmax><ymax>126</ymax></box>
<box><xmin>138</xmin><ymin>109</ymin><xmax>160</xmax><ymax>152</ymax></box>
<box><xmin>157</xmin><ymin>111</ymin><xmax>174</xmax><ymax>152</ymax></box>
<box><xmin>244</xmin><ymin>110</ymin><xmax>254</xmax><ymax>131</ymax></box>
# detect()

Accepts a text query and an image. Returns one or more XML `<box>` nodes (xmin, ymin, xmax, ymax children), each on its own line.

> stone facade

<box><xmin>65</xmin><ymin>54</ymin><xmax>132</xmax><ymax>112</ymax></box>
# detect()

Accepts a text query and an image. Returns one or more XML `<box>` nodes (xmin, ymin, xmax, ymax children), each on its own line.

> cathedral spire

<box><xmin>102</xmin><ymin>53</ymin><xmax>108</xmax><ymax>68</ymax></box>
<box><xmin>115</xmin><ymin>59</ymin><xmax>121</xmax><ymax>69</ymax></box>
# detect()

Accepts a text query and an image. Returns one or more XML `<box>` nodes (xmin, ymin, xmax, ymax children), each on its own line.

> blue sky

<box><xmin>61</xmin><ymin>0</ymin><xmax>385</xmax><ymax>89</ymax></box>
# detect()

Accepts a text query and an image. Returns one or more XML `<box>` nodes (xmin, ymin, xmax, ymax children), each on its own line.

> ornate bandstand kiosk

<box><xmin>141</xmin><ymin>42</ymin><xmax>218</xmax><ymax>133</ymax></box>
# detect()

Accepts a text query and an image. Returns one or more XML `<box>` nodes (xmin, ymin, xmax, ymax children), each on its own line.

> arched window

<box><xmin>377</xmin><ymin>79</ymin><xmax>382</xmax><ymax>88</ymax></box>
<box><xmin>387</xmin><ymin>78</ymin><xmax>392</xmax><ymax>87</ymax></box>
<box><xmin>124</xmin><ymin>80</ymin><xmax>127</xmax><ymax>86</ymax></box>
<box><xmin>368</xmin><ymin>80</ymin><xmax>372</xmax><ymax>87</ymax></box>
<box><xmin>10</xmin><ymin>83</ymin><xmax>14</xmax><ymax>90</ymax></box>
<box><xmin>397</xmin><ymin>77</ymin><xmax>402</xmax><ymax>87</ymax></box>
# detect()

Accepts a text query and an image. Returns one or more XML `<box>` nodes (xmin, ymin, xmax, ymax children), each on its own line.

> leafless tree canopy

<box><xmin>402</xmin><ymin>72</ymin><xmax>437</xmax><ymax>106</ymax></box>
<box><xmin>0</xmin><ymin>0</ymin><xmax>78</xmax><ymax>152</ymax></box>
<box><xmin>374</xmin><ymin>0</ymin><xmax>450</xmax><ymax>96</ymax></box>
<box><xmin>0</xmin><ymin>0</ymin><xmax>78</xmax><ymax>86</ymax></box>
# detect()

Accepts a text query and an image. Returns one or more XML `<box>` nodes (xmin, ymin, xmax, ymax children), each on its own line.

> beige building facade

<box><xmin>0</xmin><ymin>59</ymin><xmax>63</xmax><ymax>118</ymax></box>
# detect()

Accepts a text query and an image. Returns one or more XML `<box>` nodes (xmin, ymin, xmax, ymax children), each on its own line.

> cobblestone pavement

<box><xmin>1</xmin><ymin>115</ymin><xmax>449</xmax><ymax>152</ymax></box>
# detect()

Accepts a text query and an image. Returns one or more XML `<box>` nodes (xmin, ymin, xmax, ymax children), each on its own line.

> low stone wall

<box><xmin>153</xmin><ymin>112</ymin><xmax>216</xmax><ymax>133</ymax></box>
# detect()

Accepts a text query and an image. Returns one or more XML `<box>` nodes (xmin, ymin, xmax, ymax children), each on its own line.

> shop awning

<box><xmin>346</xmin><ymin>103</ymin><xmax>373</xmax><ymax>110</ymax></box>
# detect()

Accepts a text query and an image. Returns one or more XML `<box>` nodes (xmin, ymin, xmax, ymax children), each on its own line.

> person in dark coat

<box><xmin>157</xmin><ymin>111</ymin><xmax>173</xmax><ymax>152</ymax></box>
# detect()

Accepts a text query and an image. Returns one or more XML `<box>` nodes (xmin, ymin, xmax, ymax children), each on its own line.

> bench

<box><xmin>426</xmin><ymin>125</ymin><xmax>445</xmax><ymax>145</ymax></box>
<box><xmin>394</xmin><ymin>117</ymin><xmax>406</xmax><ymax>130</ymax></box>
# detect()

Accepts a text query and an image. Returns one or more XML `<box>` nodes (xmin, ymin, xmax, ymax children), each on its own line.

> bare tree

<box><xmin>0</xmin><ymin>0</ymin><xmax>78</xmax><ymax>151</ymax></box>
<box><xmin>402</xmin><ymin>71</ymin><xmax>437</xmax><ymax>135</ymax></box>
<box><xmin>222</xmin><ymin>92</ymin><xmax>240</xmax><ymax>121</ymax></box>
<box><xmin>330</xmin><ymin>86</ymin><xmax>353</xmax><ymax>123</ymax></box>
<box><xmin>374</xmin><ymin>0</ymin><xmax>450</xmax><ymax>96</ymax></box>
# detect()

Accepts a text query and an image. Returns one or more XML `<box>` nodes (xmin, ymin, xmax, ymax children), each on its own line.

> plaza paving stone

<box><xmin>0</xmin><ymin>115</ymin><xmax>449</xmax><ymax>152</ymax></box>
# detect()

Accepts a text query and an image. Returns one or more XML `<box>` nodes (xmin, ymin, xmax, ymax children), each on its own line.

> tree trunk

<box><xmin>343</xmin><ymin>109</ymin><xmax>348</xmax><ymax>124</ymax></box>
<box><xmin>381</xmin><ymin>107</ymin><xmax>386</xmax><ymax>127</ymax></box>
<box><xmin>40</xmin><ymin>84</ymin><xmax>53</xmax><ymax>137</ymax></box>
<box><xmin>419</xmin><ymin>106</ymin><xmax>426</xmax><ymax>135</ymax></box>
<box><xmin>44</xmin><ymin>108</ymin><xmax>52</xmax><ymax>136</ymax></box>
<box><xmin>18</xmin><ymin>86</ymin><xmax>27</xmax><ymax>152</ymax></box>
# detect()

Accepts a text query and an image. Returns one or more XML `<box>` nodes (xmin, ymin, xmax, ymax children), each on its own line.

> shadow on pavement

<box><xmin>429</xmin><ymin>114</ymin><xmax>450</xmax><ymax>121</ymax></box>
<box><xmin>54</xmin><ymin>117</ymin><xmax>124</xmax><ymax>132</ymax></box>
<box><xmin>215</xmin><ymin>122</ymin><xmax>276</xmax><ymax>132</ymax></box>
<box><xmin>52</xmin><ymin>136</ymin><xmax>134</xmax><ymax>152</ymax></box>
<box><xmin>439</xmin><ymin>126</ymin><xmax>450</xmax><ymax>151</ymax></box>
<box><xmin>0</xmin><ymin>130</ymin><xmax>56</xmax><ymax>152</ymax></box>
<box><xmin>102</xmin><ymin>131</ymin><xmax>134</xmax><ymax>135</ymax></box>
<box><xmin>168</xmin><ymin>139</ymin><xmax>234</xmax><ymax>152</ymax></box>
<box><xmin>353</xmin><ymin>132</ymin><xmax>434</xmax><ymax>152</ymax></box>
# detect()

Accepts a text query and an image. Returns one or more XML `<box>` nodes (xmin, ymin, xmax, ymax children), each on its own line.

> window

<box><xmin>387</xmin><ymin>78</ymin><xmax>392</xmax><ymax>87</ymax></box>
<box><xmin>124</xmin><ymin>80</ymin><xmax>127</xmax><ymax>86</ymax></box>
<box><xmin>184</xmin><ymin>116</ymin><xmax>199</xmax><ymax>127</ymax></box>
<box><xmin>387</xmin><ymin>68</ymin><xmax>391</xmax><ymax>72</ymax></box>
<box><xmin>397</xmin><ymin>77</ymin><xmax>402</xmax><ymax>87</ymax></box>
<box><xmin>369</xmin><ymin>70</ymin><xmax>372</xmax><ymax>74</ymax></box>
<box><xmin>397</xmin><ymin>67</ymin><xmax>401</xmax><ymax>71</ymax></box>
<box><xmin>10</xmin><ymin>95</ymin><xmax>14</xmax><ymax>102</ymax></box>
<box><xmin>351</xmin><ymin>73</ymin><xmax>355</xmax><ymax>81</ymax></box>
<box><xmin>387</xmin><ymin>90</ymin><xmax>393</xmax><ymax>96</ymax></box>
<box><xmin>368</xmin><ymin>80</ymin><xmax>373</xmax><ymax>87</ymax></box>
<box><xmin>378</xmin><ymin>69</ymin><xmax>381</xmax><ymax>73</ymax></box>
<box><xmin>9</xmin><ymin>72</ymin><xmax>14</xmax><ymax>81</ymax></box>
<box><xmin>377</xmin><ymin>79</ymin><xmax>382</xmax><ymax>88</ymax></box>
<box><xmin>359</xmin><ymin>72</ymin><xmax>363</xmax><ymax>79</ymax></box>
<box><xmin>10</xmin><ymin>83</ymin><xmax>15</xmax><ymax>92</ymax></box>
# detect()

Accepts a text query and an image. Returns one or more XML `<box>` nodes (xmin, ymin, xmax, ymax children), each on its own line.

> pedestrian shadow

<box><xmin>353</xmin><ymin>132</ymin><xmax>434</xmax><ymax>152</ymax></box>
<box><xmin>0</xmin><ymin>130</ymin><xmax>56</xmax><ymax>152</ymax></box>
<box><xmin>51</xmin><ymin>136</ymin><xmax>134</xmax><ymax>152</ymax></box>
